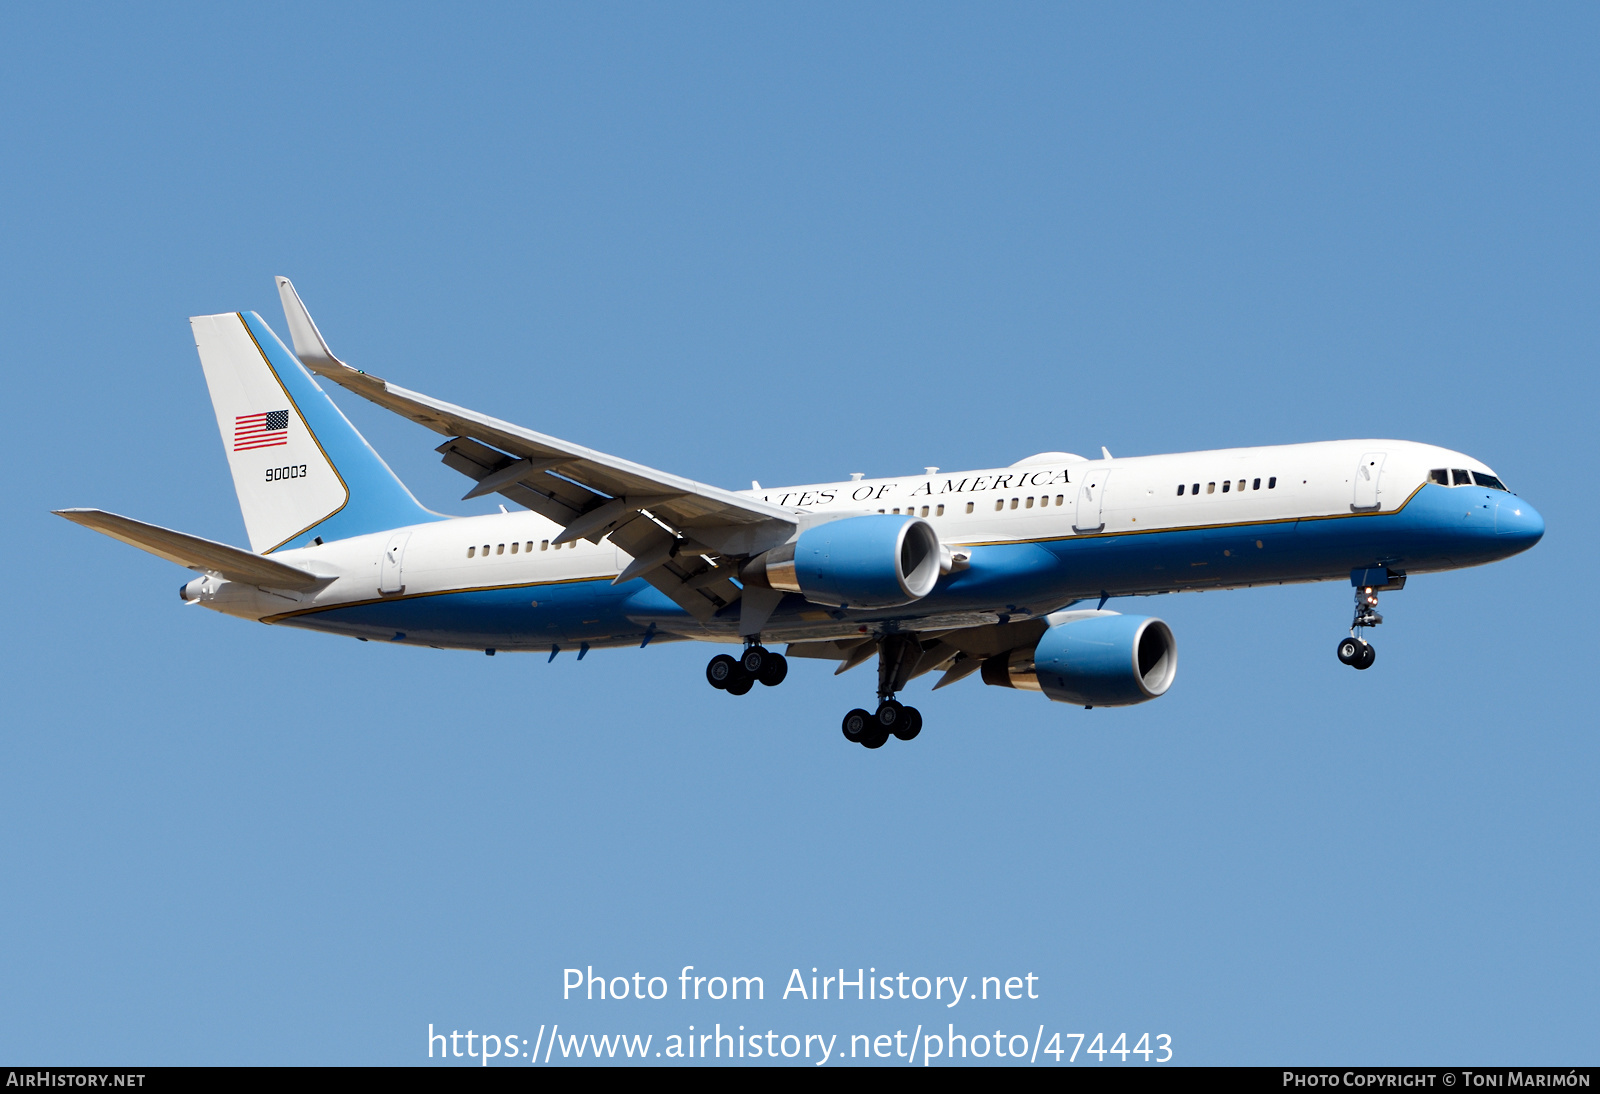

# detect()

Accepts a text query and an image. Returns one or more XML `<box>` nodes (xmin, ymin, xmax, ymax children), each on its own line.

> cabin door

<box><xmin>1353</xmin><ymin>452</ymin><xmax>1387</xmax><ymax>511</ymax></box>
<box><xmin>1074</xmin><ymin>468</ymin><xmax>1111</xmax><ymax>532</ymax></box>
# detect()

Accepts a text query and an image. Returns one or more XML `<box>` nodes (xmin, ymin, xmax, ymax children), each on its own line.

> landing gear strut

<box><xmin>841</xmin><ymin>634</ymin><xmax>924</xmax><ymax>749</ymax></box>
<box><xmin>1336</xmin><ymin>584</ymin><xmax>1382</xmax><ymax>670</ymax></box>
<box><xmin>706</xmin><ymin>639</ymin><xmax>787</xmax><ymax>695</ymax></box>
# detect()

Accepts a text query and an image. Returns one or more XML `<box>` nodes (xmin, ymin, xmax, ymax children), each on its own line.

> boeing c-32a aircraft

<box><xmin>57</xmin><ymin>278</ymin><xmax>1545</xmax><ymax>749</ymax></box>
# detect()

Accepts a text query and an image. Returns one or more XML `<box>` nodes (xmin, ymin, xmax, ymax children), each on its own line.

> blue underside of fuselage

<box><xmin>278</xmin><ymin>484</ymin><xmax>1543</xmax><ymax>652</ymax></box>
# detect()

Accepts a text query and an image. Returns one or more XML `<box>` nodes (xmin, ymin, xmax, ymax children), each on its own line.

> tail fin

<box><xmin>189</xmin><ymin>310</ymin><xmax>441</xmax><ymax>553</ymax></box>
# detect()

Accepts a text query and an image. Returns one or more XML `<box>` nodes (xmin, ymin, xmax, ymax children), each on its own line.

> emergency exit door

<box><xmin>379</xmin><ymin>531</ymin><xmax>411</xmax><ymax>595</ymax></box>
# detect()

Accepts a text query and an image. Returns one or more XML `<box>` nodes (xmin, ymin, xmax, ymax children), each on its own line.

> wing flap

<box><xmin>609</xmin><ymin>516</ymin><xmax>741</xmax><ymax>621</ymax></box>
<box><xmin>436</xmin><ymin>437</ymin><xmax>588</xmax><ymax>525</ymax></box>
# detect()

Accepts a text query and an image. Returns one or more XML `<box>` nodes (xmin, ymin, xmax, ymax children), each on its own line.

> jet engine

<box><xmin>742</xmin><ymin>514</ymin><xmax>942</xmax><ymax>609</ymax></box>
<box><xmin>981</xmin><ymin>611</ymin><xmax>1177</xmax><ymax>707</ymax></box>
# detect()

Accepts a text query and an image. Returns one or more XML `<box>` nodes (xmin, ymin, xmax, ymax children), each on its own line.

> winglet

<box><xmin>275</xmin><ymin>276</ymin><xmax>342</xmax><ymax>369</ymax></box>
<box><xmin>275</xmin><ymin>277</ymin><xmax>390</xmax><ymax>402</ymax></box>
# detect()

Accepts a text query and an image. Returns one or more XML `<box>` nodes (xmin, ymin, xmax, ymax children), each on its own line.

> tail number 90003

<box><xmin>266</xmin><ymin>465</ymin><xmax>309</xmax><ymax>482</ymax></box>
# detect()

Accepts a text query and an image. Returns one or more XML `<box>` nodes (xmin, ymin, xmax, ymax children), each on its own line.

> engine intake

<box><xmin>982</xmin><ymin>611</ymin><xmax>1177</xmax><ymax>707</ymax></box>
<box><xmin>743</xmin><ymin>514</ymin><xmax>942</xmax><ymax>609</ymax></box>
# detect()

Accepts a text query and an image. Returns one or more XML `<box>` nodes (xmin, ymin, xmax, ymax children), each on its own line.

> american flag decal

<box><xmin>233</xmin><ymin>410</ymin><xmax>290</xmax><ymax>451</ymax></box>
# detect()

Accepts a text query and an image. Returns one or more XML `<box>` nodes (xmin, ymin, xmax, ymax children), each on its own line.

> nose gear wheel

<box><xmin>1338</xmin><ymin>582</ymin><xmax>1389</xmax><ymax>670</ymax></box>
<box><xmin>1336</xmin><ymin>637</ymin><xmax>1375</xmax><ymax>670</ymax></box>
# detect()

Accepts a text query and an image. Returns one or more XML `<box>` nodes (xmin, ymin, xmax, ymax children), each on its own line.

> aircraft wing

<box><xmin>276</xmin><ymin>277</ymin><xmax>794</xmax><ymax>620</ymax></box>
<box><xmin>55</xmin><ymin>509</ymin><xmax>325</xmax><ymax>590</ymax></box>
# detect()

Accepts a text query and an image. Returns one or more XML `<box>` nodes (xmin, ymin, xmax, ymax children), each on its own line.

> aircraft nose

<box><xmin>1494</xmin><ymin>497</ymin><xmax>1545</xmax><ymax>550</ymax></box>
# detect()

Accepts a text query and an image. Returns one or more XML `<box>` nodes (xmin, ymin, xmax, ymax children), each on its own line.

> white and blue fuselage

<box><xmin>181</xmin><ymin>439</ymin><xmax>1542</xmax><ymax>654</ymax></box>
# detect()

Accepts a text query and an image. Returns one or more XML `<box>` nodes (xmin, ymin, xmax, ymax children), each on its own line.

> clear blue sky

<box><xmin>2</xmin><ymin>2</ymin><xmax>1595</xmax><ymax>1066</ymax></box>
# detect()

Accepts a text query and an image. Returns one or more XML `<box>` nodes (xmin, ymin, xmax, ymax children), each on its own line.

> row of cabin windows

<box><xmin>1177</xmin><ymin>477</ymin><xmax>1276</xmax><ymax>496</ymax></box>
<box><xmin>466</xmin><ymin>539</ymin><xmax>576</xmax><ymax>558</ymax></box>
<box><xmin>1430</xmin><ymin>468</ymin><xmax>1508</xmax><ymax>491</ymax></box>
<box><xmin>994</xmin><ymin>495</ymin><xmax>1066</xmax><ymax>511</ymax></box>
<box><xmin>873</xmin><ymin>496</ymin><xmax>1071</xmax><ymax>517</ymax></box>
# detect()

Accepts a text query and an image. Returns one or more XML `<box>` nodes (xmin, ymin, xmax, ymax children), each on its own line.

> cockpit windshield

<box><xmin>1429</xmin><ymin>468</ymin><xmax>1511</xmax><ymax>491</ymax></box>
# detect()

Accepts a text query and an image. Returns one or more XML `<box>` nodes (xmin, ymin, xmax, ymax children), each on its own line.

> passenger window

<box><xmin>1452</xmin><ymin>469</ymin><xmax>1473</xmax><ymax>486</ymax></box>
<box><xmin>510</xmin><ymin>542</ymin><xmax>518</xmax><ymax>554</ymax></box>
<box><xmin>1056</xmin><ymin>495</ymin><xmax>1065</xmax><ymax>505</ymax></box>
<box><xmin>1010</xmin><ymin>498</ymin><xmax>1019</xmax><ymax>509</ymax></box>
<box><xmin>496</xmin><ymin>544</ymin><xmax>504</xmax><ymax>555</ymax></box>
<box><xmin>1238</xmin><ymin>480</ymin><xmax>1245</xmax><ymax>492</ymax></box>
<box><xmin>966</xmin><ymin>502</ymin><xmax>975</xmax><ymax>514</ymax></box>
<box><xmin>921</xmin><ymin>506</ymin><xmax>929</xmax><ymax>517</ymax></box>
<box><xmin>526</xmin><ymin>542</ymin><xmax>533</xmax><ymax>552</ymax></box>
<box><xmin>994</xmin><ymin>500</ymin><xmax>1004</xmax><ymax>512</ymax></box>
<box><xmin>1268</xmin><ymin>477</ymin><xmax>1276</xmax><ymax>489</ymax></box>
<box><xmin>467</xmin><ymin>546</ymin><xmax>475</xmax><ymax>558</ymax></box>
<box><xmin>935</xmin><ymin>504</ymin><xmax>945</xmax><ymax>516</ymax></box>
<box><xmin>483</xmin><ymin>545</ymin><xmax>490</xmax><ymax>555</ymax></box>
<box><xmin>1025</xmin><ymin>497</ymin><xmax>1034</xmax><ymax>508</ymax></box>
<box><xmin>540</xmin><ymin>540</ymin><xmax>549</xmax><ymax>551</ymax></box>
<box><xmin>1222</xmin><ymin>481</ymin><xmax>1230</xmax><ymax>493</ymax></box>
<box><xmin>1192</xmin><ymin>484</ymin><xmax>1199</xmax><ymax>495</ymax></box>
<box><xmin>1252</xmin><ymin>478</ymin><xmax>1261</xmax><ymax>490</ymax></box>
<box><xmin>1429</xmin><ymin>469</ymin><xmax>1449</xmax><ymax>485</ymax></box>
<box><xmin>1473</xmin><ymin>472</ymin><xmax>1508</xmax><ymax>491</ymax></box>
<box><xmin>1207</xmin><ymin>482</ymin><xmax>1215</xmax><ymax>494</ymax></box>
<box><xmin>1038</xmin><ymin>495</ymin><xmax>1048</xmax><ymax>506</ymax></box>
<box><xmin>1177</xmin><ymin>484</ymin><xmax>1185</xmax><ymax>496</ymax></box>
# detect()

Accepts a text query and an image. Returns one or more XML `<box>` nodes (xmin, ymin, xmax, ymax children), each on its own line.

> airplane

<box><xmin>56</xmin><ymin>277</ymin><xmax>1545</xmax><ymax>749</ymax></box>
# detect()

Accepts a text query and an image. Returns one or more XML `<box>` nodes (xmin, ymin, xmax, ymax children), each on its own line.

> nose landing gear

<box><xmin>1337</xmin><ymin>579</ymin><xmax>1389</xmax><ymax>670</ymax></box>
<box><xmin>1336</xmin><ymin>634</ymin><xmax>1376</xmax><ymax>670</ymax></box>
<box><xmin>706</xmin><ymin>639</ymin><xmax>788</xmax><ymax>695</ymax></box>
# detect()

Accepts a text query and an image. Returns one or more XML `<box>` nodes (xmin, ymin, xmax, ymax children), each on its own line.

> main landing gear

<box><xmin>840</xmin><ymin>634</ymin><xmax>924</xmax><ymax>750</ymax></box>
<box><xmin>1336</xmin><ymin>584</ymin><xmax>1383</xmax><ymax>670</ymax></box>
<box><xmin>706</xmin><ymin>640</ymin><xmax>788</xmax><ymax>696</ymax></box>
<box><xmin>841</xmin><ymin>700</ymin><xmax>922</xmax><ymax>749</ymax></box>
<box><xmin>707</xmin><ymin>631</ymin><xmax>934</xmax><ymax>750</ymax></box>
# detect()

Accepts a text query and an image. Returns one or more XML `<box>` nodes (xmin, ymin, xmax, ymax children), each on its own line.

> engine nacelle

<box><xmin>742</xmin><ymin>514</ymin><xmax>942</xmax><ymax>609</ymax></box>
<box><xmin>981</xmin><ymin>611</ymin><xmax>1177</xmax><ymax>707</ymax></box>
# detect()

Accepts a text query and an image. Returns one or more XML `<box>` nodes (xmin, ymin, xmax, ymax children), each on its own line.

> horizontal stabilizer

<box><xmin>54</xmin><ymin>509</ymin><xmax>325</xmax><ymax>590</ymax></box>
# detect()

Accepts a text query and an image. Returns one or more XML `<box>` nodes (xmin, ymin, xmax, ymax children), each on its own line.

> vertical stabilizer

<box><xmin>190</xmin><ymin>311</ymin><xmax>441</xmax><ymax>553</ymax></box>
